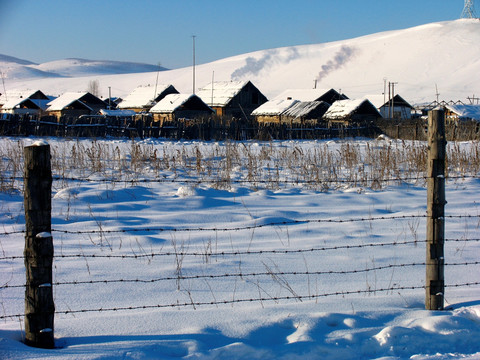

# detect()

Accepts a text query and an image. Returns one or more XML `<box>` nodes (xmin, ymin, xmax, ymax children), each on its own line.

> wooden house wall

<box><xmin>444</xmin><ymin>108</ymin><xmax>463</xmax><ymax>124</ymax></box>
<box><xmin>380</xmin><ymin>105</ymin><xmax>412</xmax><ymax>119</ymax></box>
<box><xmin>255</xmin><ymin>115</ymin><xmax>282</xmax><ymax>124</ymax></box>
<box><xmin>48</xmin><ymin>109</ymin><xmax>91</xmax><ymax>120</ymax></box>
<box><xmin>175</xmin><ymin>109</ymin><xmax>213</xmax><ymax>120</ymax></box>
<box><xmin>224</xmin><ymin>82</ymin><xmax>267</xmax><ymax>119</ymax></box>
<box><xmin>153</xmin><ymin>113</ymin><xmax>174</xmax><ymax>125</ymax></box>
<box><xmin>4</xmin><ymin>108</ymin><xmax>40</xmax><ymax>116</ymax></box>
<box><xmin>212</xmin><ymin>106</ymin><xmax>224</xmax><ymax>117</ymax></box>
<box><xmin>153</xmin><ymin>110</ymin><xmax>213</xmax><ymax>125</ymax></box>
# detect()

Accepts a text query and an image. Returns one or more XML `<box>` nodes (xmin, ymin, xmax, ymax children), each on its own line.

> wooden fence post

<box><xmin>425</xmin><ymin>108</ymin><xmax>446</xmax><ymax>311</ymax></box>
<box><xmin>24</xmin><ymin>142</ymin><xmax>55</xmax><ymax>348</ymax></box>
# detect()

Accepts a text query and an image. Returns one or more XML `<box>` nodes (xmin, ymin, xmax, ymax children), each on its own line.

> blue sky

<box><xmin>0</xmin><ymin>0</ymin><xmax>465</xmax><ymax>69</ymax></box>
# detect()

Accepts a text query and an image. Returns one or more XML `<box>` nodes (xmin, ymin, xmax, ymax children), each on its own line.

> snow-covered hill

<box><xmin>2</xmin><ymin>19</ymin><xmax>479</xmax><ymax>104</ymax></box>
<box><xmin>0</xmin><ymin>56</ymin><xmax>166</xmax><ymax>81</ymax></box>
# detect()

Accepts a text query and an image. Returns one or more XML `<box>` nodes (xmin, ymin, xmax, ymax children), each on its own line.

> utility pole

<box><xmin>391</xmin><ymin>82</ymin><xmax>397</xmax><ymax>119</ymax></box>
<box><xmin>192</xmin><ymin>35</ymin><xmax>196</xmax><ymax>94</ymax></box>
<box><xmin>383</xmin><ymin>78</ymin><xmax>387</xmax><ymax>116</ymax></box>
<box><xmin>211</xmin><ymin>71</ymin><xmax>215</xmax><ymax>105</ymax></box>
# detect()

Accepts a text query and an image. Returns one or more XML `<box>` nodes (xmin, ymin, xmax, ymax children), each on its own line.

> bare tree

<box><xmin>88</xmin><ymin>79</ymin><xmax>100</xmax><ymax>97</ymax></box>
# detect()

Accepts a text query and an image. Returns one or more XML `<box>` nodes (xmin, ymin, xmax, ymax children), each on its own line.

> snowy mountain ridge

<box><xmin>0</xmin><ymin>55</ymin><xmax>166</xmax><ymax>80</ymax></box>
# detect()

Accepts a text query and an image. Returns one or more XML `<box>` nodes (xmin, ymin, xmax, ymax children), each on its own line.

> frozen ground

<box><xmin>0</xmin><ymin>137</ymin><xmax>479</xmax><ymax>359</ymax></box>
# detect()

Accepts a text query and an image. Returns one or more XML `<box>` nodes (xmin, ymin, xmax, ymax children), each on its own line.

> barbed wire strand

<box><xmin>1</xmin><ymin>238</ymin><xmax>480</xmax><ymax>261</ymax></box>
<box><xmin>2</xmin><ymin>261</ymin><xmax>479</xmax><ymax>290</ymax></box>
<box><xmin>2</xmin><ymin>214</ymin><xmax>479</xmax><ymax>238</ymax></box>
<box><xmin>1</xmin><ymin>282</ymin><xmax>479</xmax><ymax>320</ymax></box>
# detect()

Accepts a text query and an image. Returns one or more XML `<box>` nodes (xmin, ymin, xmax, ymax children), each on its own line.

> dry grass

<box><xmin>0</xmin><ymin>137</ymin><xmax>479</xmax><ymax>193</ymax></box>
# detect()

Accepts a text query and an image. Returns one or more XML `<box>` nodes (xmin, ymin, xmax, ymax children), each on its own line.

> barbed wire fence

<box><xmin>0</xmin><ymin>109</ymin><xmax>479</xmax><ymax>348</ymax></box>
<box><xmin>1</xmin><ymin>213</ymin><xmax>479</xmax><ymax>319</ymax></box>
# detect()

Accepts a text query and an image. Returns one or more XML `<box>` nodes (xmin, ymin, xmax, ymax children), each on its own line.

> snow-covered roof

<box><xmin>1</xmin><ymin>97</ymin><xmax>41</xmax><ymax>110</ymax></box>
<box><xmin>323</xmin><ymin>99</ymin><xmax>379</xmax><ymax>119</ymax></box>
<box><xmin>118</xmin><ymin>85</ymin><xmax>175</xmax><ymax>109</ymax></box>
<box><xmin>251</xmin><ymin>99</ymin><xmax>298</xmax><ymax>116</ymax></box>
<box><xmin>272</xmin><ymin>88</ymin><xmax>334</xmax><ymax>102</ymax></box>
<box><xmin>446</xmin><ymin>104</ymin><xmax>480</xmax><ymax>120</ymax></box>
<box><xmin>150</xmin><ymin>94</ymin><xmax>196</xmax><ymax>113</ymax></box>
<box><xmin>196</xmin><ymin>81</ymin><xmax>249</xmax><ymax>107</ymax></box>
<box><xmin>99</xmin><ymin>109</ymin><xmax>136</xmax><ymax>117</ymax></box>
<box><xmin>46</xmin><ymin>92</ymin><xmax>92</xmax><ymax>111</ymax></box>
<box><xmin>0</xmin><ymin>90</ymin><xmax>48</xmax><ymax>104</ymax></box>
<box><xmin>282</xmin><ymin>101</ymin><xmax>327</xmax><ymax>119</ymax></box>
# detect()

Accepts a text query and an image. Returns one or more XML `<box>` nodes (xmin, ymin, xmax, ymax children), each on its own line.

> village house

<box><xmin>46</xmin><ymin>92</ymin><xmax>106</xmax><ymax>119</ymax></box>
<box><xmin>251</xmin><ymin>98</ymin><xmax>299</xmax><ymax>124</ymax></box>
<box><xmin>281</xmin><ymin>101</ymin><xmax>331</xmax><ymax>126</ymax></box>
<box><xmin>0</xmin><ymin>97</ymin><xmax>45</xmax><ymax>116</ymax></box>
<box><xmin>117</xmin><ymin>84</ymin><xmax>178</xmax><ymax>113</ymax></box>
<box><xmin>0</xmin><ymin>90</ymin><xmax>52</xmax><ymax>115</ymax></box>
<box><xmin>323</xmin><ymin>99</ymin><xmax>382</xmax><ymax>126</ymax></box>
<box><xmin>365</xmin><ymin>94</ymin><xmax>414</xmax><ymax>120</ymax></box>
<box><xmin>149</xmin><ymin>94</ymin><xmax>214</xmax><ymax>125</ymax></box>
<box><xmin>445</xmin><ymin>104</ymin><xmax>480</xmax><ymax>123</ymax></box>
<box><xmin>273</xmin><ymin>88</ymin><xmax>348</xmax><ymax>104</ymax></box>
<box><xmin>196</xmin><ymin>81</ymin><xmax>267</xmax><ymax>120</ymax></box>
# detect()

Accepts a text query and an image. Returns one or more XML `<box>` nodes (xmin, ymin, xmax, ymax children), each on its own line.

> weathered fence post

<box><xmin>24</xmin><ymin>141</ymin><xmax>55</xmax><ymax>348</ymax></box>
<box><xmin>425</xmin><ymin>108</ymin><xmax>446</xmax><ymax>311</ymax></box>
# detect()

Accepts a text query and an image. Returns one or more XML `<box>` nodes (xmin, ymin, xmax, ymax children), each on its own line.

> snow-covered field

<box><xmin>0</xmin><ymin>136</ymin><xmax>479</xmax><ymax>359</ymax></box>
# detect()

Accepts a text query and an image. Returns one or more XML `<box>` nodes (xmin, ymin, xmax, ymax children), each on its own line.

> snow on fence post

<box><xmin>425</xmin><ymin>108</ymin><xmax>446</xmax><ymax>311</ymax></box>
<box><xmin>23</xmin><ymin>141</ymin><xmax>55</xmax><ymax>348</ymax></box>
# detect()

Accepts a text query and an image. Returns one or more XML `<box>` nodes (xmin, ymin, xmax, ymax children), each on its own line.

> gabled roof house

<box><xmin>0</xmin><ymin>90</ymin><xmax>52</xmax><ymax>114</ymax></box>
<box><xmin>46</xmin><ymin>92</ymin><xmax>105</xmax><ymax>118</ymax></box>
<box><xmin>117</xmin><ymin>84</ymin><xmax>179</xmax><ymax>113</ymax></box>
<box><xmin>196</xmin><ymin>81</ymin><xmax>267</xmax><ymax>119</ymax></box>
<box><xmin>251</xmin><ymin>98</ymin><xmax>299</xmax><ymax>124</ymax></box>
<box><xmin>366</xmin><ymin>94</ymin><xmax>413</xmax><ymax>120</ymax></box>
<box><xmin>1</xmin><ymin>98</ymin><xmax>43</xmax><ymax>115</ymax></box>
<box><xmin>150</xmin><ymin>94</ymin><xmax>214</xmax><ymax>125</ymax></box>
<box><xmin>281</xmin><ymin>101</ymin><xmax>331</xmax><ymax>125</ymax></box>
<box><xmin>445</xmin><ymin>104</ymin><xmax>480</xmax><ymax>122</ymax></box>
<box><xmin>323</xmin><ymin>99</ymin><xmax>382</xmax><ymax>126</ymax></box>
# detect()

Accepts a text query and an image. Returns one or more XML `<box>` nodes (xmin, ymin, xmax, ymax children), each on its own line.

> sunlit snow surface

<box><xmin>0</xmin><ymin>137</ymin><xmax>479</xmax><ymax>359</ymax></box>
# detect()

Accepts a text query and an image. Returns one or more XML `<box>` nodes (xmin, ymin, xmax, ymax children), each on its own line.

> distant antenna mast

<box><xmin>192</xmin><ymin>35</ymin><xmax>196</xmax><ymax>94</ymax></box>
<box><xmin>461</xmin><ymin>0</ymin><xmax>477</xmax><ymax>18</ymax></box>
<box><xmin>1</xmin><ymin>71</ymin><xmax>7</xmax><ymax>100</ymax></box>
<box><xmin>211</xmin><ymin>71</ymin><xmax>214</xmax><ymax>105</ymax></box>
<box><xmin>435</xmin><ymin>84</ymin><xmax>440</xmax><ymax>103</ymax></box>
